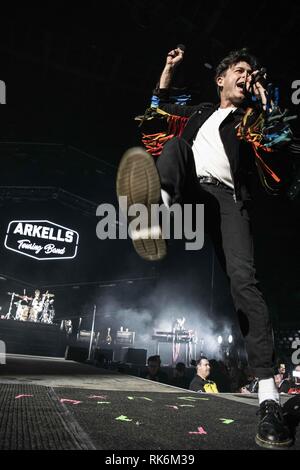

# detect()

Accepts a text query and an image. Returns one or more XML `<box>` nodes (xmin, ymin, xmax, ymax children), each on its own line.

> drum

<box><xmin>40</xmin><ymin>309</ymin><xmax>49</xmax><ymax>323</ymax></box>
<box><xmin>48</xmin><ymin>308</ymin><xmax>55</xmax><ymax>324</ymax></box>
<box><xmin>28</xmin><ymin>307</ymin><xmax>39</xmax><ymax>322</ymax></box>
<box><xmin>14</xmin><ymin>300</ymin><xmax>29</xmax><ymax>321</ymax></box>
<box><xmin>16</xmin><ymin>304</ymin><xmax>29</xmax><ymax>321</ymax></box>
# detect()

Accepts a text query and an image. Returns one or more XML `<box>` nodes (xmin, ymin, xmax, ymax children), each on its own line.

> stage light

<box><xmin>228</xmin><ymin>335</ymin><xmax>233</xmax><ymax>344</ymax></box>
<box><xmin>217</xmin><ymin>335</ymin><xmax>223</xmax><ymax>344</ymax></box>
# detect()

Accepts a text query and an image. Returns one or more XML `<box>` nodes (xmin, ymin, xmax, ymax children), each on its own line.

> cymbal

<box><xmin>7</xmin><ymin>292</ymin><xmax>35</xmax><ymax>300</ymax></box>
<box><xmin>16</xmin><ymin>294</ymin><xmax>33</xmax><ymax>300</ymax></box>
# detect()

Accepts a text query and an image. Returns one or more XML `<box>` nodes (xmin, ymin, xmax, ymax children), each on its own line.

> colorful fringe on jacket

<box><xmin>136</xmin><ymin>107</ymin><xmax>188</xmax><ymax>157</ymax></box>
<box><xmin>237</xmin><ymin>101</ymin><xmax>296</xmax><ymax>193</ymax></box>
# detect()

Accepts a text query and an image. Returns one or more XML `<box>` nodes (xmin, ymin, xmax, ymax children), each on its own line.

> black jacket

<box><xmin>155</xmin><ymin>89</ymin><xmax>259</xmax><ymax>201</ymax></box>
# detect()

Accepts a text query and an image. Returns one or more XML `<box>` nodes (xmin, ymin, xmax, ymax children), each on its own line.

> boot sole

<box><xmin>255</xmin><ymin>433</ymin><xmax>293</xmax><ymax>449</ymax></box>
<box><xmin>116</xmin><ymin>147</ymin><xmax>166</xmax><ymax>261</ymax></box>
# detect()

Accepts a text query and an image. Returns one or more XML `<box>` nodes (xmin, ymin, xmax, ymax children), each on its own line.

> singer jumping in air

<box><xmin>117</xmin><ymin>47</ymin><xmax>296</xmax><ymax>448</ymax></box>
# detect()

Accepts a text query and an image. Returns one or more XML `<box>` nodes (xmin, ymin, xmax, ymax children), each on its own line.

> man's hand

<box><xmin>165</xmin><ymin>47</ymin><xmax>185</xmax><ymax>68</ymax></box>
<box><xmin>246</xmin><ymin>70</ymin><xmax>267</xmax><ymax>110</ymax></box>
<box><xmin>159</xmin><ymin>46</ymin><xmax>185</xmax><ymax>89</ymax></box>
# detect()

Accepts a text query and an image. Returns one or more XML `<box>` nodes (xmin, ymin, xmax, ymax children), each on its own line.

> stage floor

<box><xmin>0</xmin><ymin>355</ymin><xmax>299</xmax><ymax>450</ymax></box>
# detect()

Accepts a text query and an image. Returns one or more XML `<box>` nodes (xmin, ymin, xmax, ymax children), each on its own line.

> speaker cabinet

<box><xmin>94</xmin><ymin>348</ymin><xmax>114</xmax><ymax>364</ymax></box>
<box><xmin>124</xmin><ymin>348</ymin><xmax>147</xmax><ymax>365</ymax></box>
<box><xmin>65</xmin><ymin>345</ymin><xmax>88</xmax><ymax>362</ymax></box>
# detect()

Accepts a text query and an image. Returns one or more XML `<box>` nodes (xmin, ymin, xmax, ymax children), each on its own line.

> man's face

<box><xmin>217</xmin><ymin>61</ymin><xmax>252</xmax><ymax>105</ymax></box>
<box><xmin>197</xmin><ymin>359</ymin><xmax>210</xmax><ymax>379</ymax></box>
<box><xmin>274</xmin><ymin>374</ymin><xmax>282</xmax><ymax>386</ymax></box>
<box><xmin>175</xmin><ymin>367</ymin><xmax>185</xmax><ymax>377</ymax></box>
<box><xmin>148</xmin><ymin>361</ymin><xmax>159</xmax><ymax>375</ymax></box>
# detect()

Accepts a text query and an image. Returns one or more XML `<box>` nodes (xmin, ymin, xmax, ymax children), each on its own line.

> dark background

<box><xmin>0</xmin><ymin>1</ymin><xmax>299</xmax><ymax>337</ymax></box>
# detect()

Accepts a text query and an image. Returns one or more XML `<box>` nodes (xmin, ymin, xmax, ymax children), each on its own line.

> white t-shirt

<box><xmin>192</xmin><ymin>107</ymin><xmax>236</xmax><ymax>189</ymax></box>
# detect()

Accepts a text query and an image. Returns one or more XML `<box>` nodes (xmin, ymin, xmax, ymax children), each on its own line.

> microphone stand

<box><xmin>5</xmin><ymin>292</ymin><xmax>15</xmax><ymax>319</ymax></box>
<box><xmin>87</xmin><ymin>305</ymin><xmax>96</xmax><ymax>363</ymax></box>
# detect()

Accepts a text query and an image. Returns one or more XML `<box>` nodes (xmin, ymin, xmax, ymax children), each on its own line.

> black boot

<box><xmin>255</xmin><ymin>400</ymin><xmax>293</xmax><ymax>449</ymax></box>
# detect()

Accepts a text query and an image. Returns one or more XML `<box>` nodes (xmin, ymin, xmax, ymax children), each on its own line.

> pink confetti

<box><xmin>15</xmin><ymin>394</ymin><xmax>33</xmax><ymax>399</ymax></box>
<box><xmin>60</xmin><ymin>399</ymin><xmax>82</xmax><ymax>405</ymax></box>
<box><xmin>166</xmin><ymin>405</ymin><xmax>179</xmax><ymax>410</ymax></box>
<box><xmin>189</xmin><ymin>426</ymin><xmax>207</xmax><ymax>435</ymax></box>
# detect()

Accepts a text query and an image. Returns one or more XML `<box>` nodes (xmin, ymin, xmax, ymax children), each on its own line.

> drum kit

<box><xmin>5</xmin><ymin>290</ymin><xmax>55</xmax><ymax>324</ymax></box>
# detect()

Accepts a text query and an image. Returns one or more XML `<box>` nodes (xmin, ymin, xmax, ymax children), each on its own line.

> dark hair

<box><xmin>214</xmin><ymin>48</ymin><xmax>259</xmax><ymax>97</ymax></box>
<box><xmin>197</xmin><ymin>356</ymin><xmax>209</xmax><ymax>366</ymax></box>
<box><xmin>214</xmin><ymin>48</ymin><xmax>259</xmax><ymax>81</ymax></box>
<box><xmin>175</xmin><ymin>362</ymin><xmax>186</xmax><ymax>371</ymax></box>
<box><xmin>148</xmin><ymin>355</ymin><xmax>161</xmax><ymax>365</ymax></box>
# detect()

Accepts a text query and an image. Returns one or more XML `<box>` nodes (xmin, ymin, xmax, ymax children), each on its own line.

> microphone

<box><xmin>243</xmin><ymin>67</ymin><xmax>267</xmax><ymax>96</ymax></box>
<box><xmin>176</xmin><ymin>44</ymin><xmax>186</xmax><ymax>52</ymax></box>
<box><xmin>249</xmin><ymin>67</ymin><xmax>267</xmax><ymax>89</ymax></box>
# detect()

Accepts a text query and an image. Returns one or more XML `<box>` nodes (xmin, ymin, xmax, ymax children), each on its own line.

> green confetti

<box><xmin>220</xmin><ymin>418</ymin><xmax>234</xmax><ymax>424</ymax></box>
<box><xmin>179</xmin><ymin>405</ymin><xmax>195</xmax><ymax>408</ymax></box>
<box><xmin>115</xmin><ymin>415</ymin><xmax>133</xmax><ymax>422</ymax></box>
<box><xmin>127</xmin><ymin>396</ymin><xmax>153</xmax><ymax>401</ymax></box>
<box><xmin>97</xmin><ymin>401</ymin><xmax>111</xmax><ymax>404</ymax></box>
<box><xmin>178</xmin><ymin>396</ymin><xmax>209</xmax><ymax>401</ymax></box>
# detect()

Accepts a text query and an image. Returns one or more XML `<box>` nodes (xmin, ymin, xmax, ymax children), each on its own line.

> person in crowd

<box><xmin>189</xmin><ymin>356</ymin><xmax>218</xmax><ymax>393</ymax></box>
<box><xmin>141</xmin><ymin>355</ymin><xmax>169</xmax><ymax>383</ymax></box>
<box><xmin>171</xmin><ymin>362</ymin><xmax>190</xmax><ymax>389</ymax></box>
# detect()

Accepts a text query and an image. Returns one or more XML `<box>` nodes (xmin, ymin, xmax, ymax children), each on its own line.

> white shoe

<box><xmin>116</xmin><ymin>147</ymin><xmax>167</xmax><ymax>261</ymax></box>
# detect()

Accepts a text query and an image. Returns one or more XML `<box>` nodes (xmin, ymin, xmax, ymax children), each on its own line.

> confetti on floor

<box><xmin>127</xmin><ymin>396</ymin><xmax>153</xmax><ymax>401</ymax></box>
<box><xmin>115</xmin><ymin>415</ymin><xmax>133</xmax><ymax>422</ymax></box>
<box><xmin>188</xmin><ymin>426</ymin><xmax>207</xmax><ymax>435</ymax></box>
<box><xmin>178</xmin><ymin>396</ymin><xmax>209</xmax><ymax>401</ymax></box>
<box><xmin>15</xmin><ymin>394</ymin><xmax>33</xmax><ymax>399</ymax></box>
<box><xmin>60</xmin><ymin>399</ymin><xmax>82</xmax><ymax>405</ymax></box>
<box><xmin>88</xmin><ymin>395</ymin><xmax>108</xmax><ymax>400</ymax></box>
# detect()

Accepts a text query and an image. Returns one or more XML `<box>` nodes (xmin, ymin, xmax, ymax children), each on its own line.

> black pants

<box><xmin>156</xmin><ymin>137</ymin><xmax>275</xmax><ymax>380</ymax></box>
